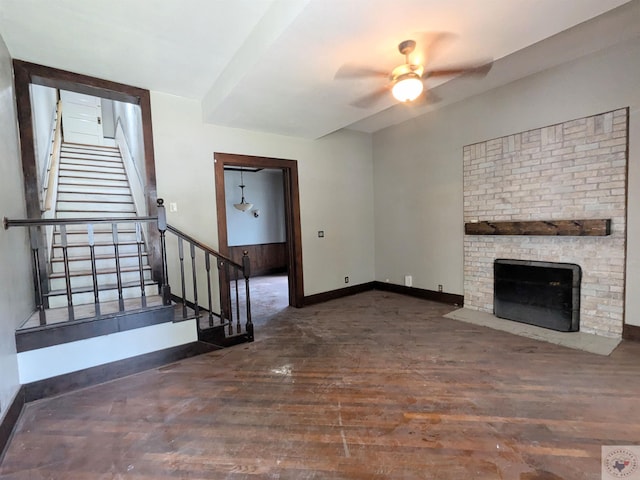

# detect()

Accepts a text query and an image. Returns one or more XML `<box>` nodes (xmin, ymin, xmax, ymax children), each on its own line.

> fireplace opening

<box><xmin>494</xmin><ymin>259</ymin><xmax>581</xmax><ymax>332</ymax></box>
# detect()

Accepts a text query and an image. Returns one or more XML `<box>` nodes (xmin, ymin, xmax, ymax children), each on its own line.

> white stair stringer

<box><xmin>48</xmin><ymin>143</ymin><xmax>157</xmax><ymax>309</ymax></box>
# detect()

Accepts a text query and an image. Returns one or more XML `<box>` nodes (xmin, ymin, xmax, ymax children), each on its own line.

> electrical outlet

<box><xmin>438</xmin><ymin>284</ymin><xmax>443</xmax><ymax>292</ymax></box>
<box><xmin>404</xmin><ymin>275</ymin><xmax>412</xmax><ymax>287</ymax></box>
<box><xmin>344</xmin><ymin>276</ymin><xmax>349</xmax><ymax>283</ymax></box>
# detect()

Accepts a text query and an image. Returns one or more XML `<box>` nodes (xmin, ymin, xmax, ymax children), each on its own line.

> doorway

<box><xmin>214</xmin><ymin>152</ymin><xmax>304</xmax><ymax>318</ymax></box>
<box><xmin>12</xmin><ymin>60</ymin><xmax>162</xmax><ymax>291</ymax></box>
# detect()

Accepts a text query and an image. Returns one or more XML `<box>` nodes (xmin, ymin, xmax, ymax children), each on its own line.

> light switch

<box><xmin>318</xmin><ymin>230</ymin><xmax>324</xmax><ymax>238</ymax></box>
<box><xmin>169</xmin><ymin>202</ymin><xmax>178</xmax><ymax>212</ymax></box>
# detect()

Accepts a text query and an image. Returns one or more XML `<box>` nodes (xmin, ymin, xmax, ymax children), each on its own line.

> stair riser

<box><xmin>57</xmin><ymin>202</ymin><xmax>136</xmax><ymax>213</ymax></box>
<box><xmin>53</xmin><ymin>243</ymin><xmax>140</xmax><ymax>258</ymax></box>
<box><xmin>61</xmin><ymin>146</ymin><xmax>120</xmax><ymax>154</ymax></box>
<box><xmin>57</xmin><ymin>193</ymin><xmax>133</xmax><ymax>203</ymax></box>
<box><xmin>53</xmin><ymin>232</ymin><xmax>139</xmax><ymax>244</ymax></box>
<box><xmin>61</xmin><ymin>155</ymin><xmax>124</xmax><ymax>164</ymax></box>
<box><xmin>50</xmin><ymin>270</ymin><xmax>153</xmax><ymax>291</ymax></box>
<box><xmin>59</xmin><ymin>170</ymin><xmax>127</xmax><ymax>181</ymax></box>
<box><xmin>58</xmin><ymin>184</ymin><xmax>131</xmax><ymax>195</ymax></box>
<box><xmin>50</xmin><ymin>255</ymin><xmax>148</xmax><ymax>274</ymax></box>
<box><xmin>56</xmin><ymin>211</ymin><xmax>137</xmax><ymax>219</ymax></box>
<box><xmin>48</xmin><ymin>284</ymin><xmax>159</xmax><ymax>308</ymax></box>
<box><xmin>58</xmin><ymin>177</ymin><xmax>129</xmax><ymax>188</ymax></box>
<box><xmin>59</xmin><ymin>164</ymin><xmax>125</xmax><ymax>175</ymax></box>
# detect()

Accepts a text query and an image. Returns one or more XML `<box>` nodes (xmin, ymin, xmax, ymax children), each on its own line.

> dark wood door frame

<box><xmin>214</xmin><ymin>152</ymin><xmax>304</xmax><ymax>308</ymax></box>
<box><xmin>12</xmin><ymin>60</ymin><xmax>162</xmax><ymax>292</ymax></box>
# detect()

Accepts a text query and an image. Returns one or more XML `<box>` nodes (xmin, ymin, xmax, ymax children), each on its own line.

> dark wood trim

<box><xmin>228</xmin><ymin>243</ymin><xmax>287</xmax><ymax>277</ymax></box>
<box><xmin>464</xmin><ymin>219</ymin><xmax>611</xmax><ymax>236</ymax></box>
<box><xmin>16</xmin><ymin>305</ymin><xmax>175</xmax><ymax>352</ymax></box>
<box><xmin>0</xmin><ymin>387</ymin><xmax>25</xmax><ymax>464</ymax></box>
<box><xmin>302</xmin><ymin>282</ymin><xmax>465</xmax><ymax>307</ymax></box>
<box><xmin>373</xmin><ymin>281</ymin><xmax>464</xmax><ymax>306</ymax></box>
<box><xmin>622</xmin><ymin>324</ymin><xmax>640</xmax><ymax>342</ymax></box>
<box><xmin>304</xmin><ymin>282</ymin><xmax>375</xmax><ymax>306</ymax></box>
<box><xmin>23</xmin><ymin>341</ymin><xmax>219</xmax><ymax>403</ymax></box>
<box><xmin>214</xmin><ymin>152</ymin><xmax>304</xmax><ymax>309</ymax></box>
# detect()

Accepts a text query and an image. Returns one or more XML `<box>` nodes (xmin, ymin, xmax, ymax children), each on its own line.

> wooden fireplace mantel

<box><xmin>464</xmin><ymin>219</ymin><xmax>611</xmax><ymax>236</ymax></box>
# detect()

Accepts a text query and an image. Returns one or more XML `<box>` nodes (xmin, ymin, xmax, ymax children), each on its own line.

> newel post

<box><xmin>242</xmin><ymin>251</ymin><xmax>254</xmax><ymax>341</ymax></box>
<box><xmin>157</xmin><ymin>198</ymin><xmax>172</xmax><ymax>305</ymax></box>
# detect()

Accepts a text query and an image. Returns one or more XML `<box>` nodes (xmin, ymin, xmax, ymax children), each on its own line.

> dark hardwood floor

<box><xmin>2</xmin><ymin>290</ymin><xmax>639</xmax><ymax>479</ymax></box>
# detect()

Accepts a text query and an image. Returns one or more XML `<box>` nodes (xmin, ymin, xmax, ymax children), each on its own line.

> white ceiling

<box><xmin>0</xmin><ymin>0</ymin><xmax>635</xmax><ymax>139</ymax></box>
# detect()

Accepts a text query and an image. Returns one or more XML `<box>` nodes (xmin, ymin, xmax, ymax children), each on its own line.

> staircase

<box><xmin>47</xmin><ymin>142</ymin><xmax>155</xmax><ymax>308</ymax></box>
<box><xmin>6</xmin><ymin>142</ymin><xmax>254</xmax><ymax>385</ymax></box>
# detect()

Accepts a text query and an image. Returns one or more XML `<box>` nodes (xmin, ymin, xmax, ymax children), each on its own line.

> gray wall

<box><xmin>0</xmin><ymin>33</ymin><xmax>34</xmax><ymax>420</ymax></box>
<box><xmin>225</xmin><ymin>169</ymin><xmax>285</xmax><ymax>246</ymax></box>
<box><xmin>373</xmin><ymin>36</ymin><xmax>640</xmax><ymax>326</ymax></box>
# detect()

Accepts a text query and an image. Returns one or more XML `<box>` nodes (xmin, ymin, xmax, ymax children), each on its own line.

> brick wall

<box><xmin>463</xmin><ymin>109</ymin><xmax>627</xmax><ymax>338</ymax></box>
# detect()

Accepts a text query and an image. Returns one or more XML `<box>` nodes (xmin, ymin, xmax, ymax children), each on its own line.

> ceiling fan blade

<box><xmin>335</xmin><ymin>64</ymin><xmax>389</xmax><ymax>80</ymax></box>
<box><xmin>350</xmin><ymin>86</ymin><xmax>390</xmax><ymax>108</ymax></box>
<box><xmin>415</xmin><ymin>31</ymin><xmax>458</xmax><ymax>65</ymax></box>
<box><xmin>424</xmin><ymin>61</ymin><xmax>493</xmax><ymax>79</ymax></box>
<box><xmin>404</xmin><ymin>88</ymin><xmax>441</xmax><ymax>107</ymax></box>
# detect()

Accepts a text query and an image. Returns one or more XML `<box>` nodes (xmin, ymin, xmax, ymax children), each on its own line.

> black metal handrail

<box><xmin>161</xmin><ymin>213</ymin><xmax>252</xmax><ymax>340</ymax></box>
<box><xmin>3</xmin><ymin>199</ymin><xmax>253</xmax><ymax>342</ymax></box>
<box><xmin>3</xmin><ymin>215</ymin><xmax>158</xmax><ymax>228</ymax></box>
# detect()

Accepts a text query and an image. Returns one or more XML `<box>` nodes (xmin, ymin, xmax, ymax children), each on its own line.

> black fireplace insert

<box><xmin>494</xmin><ymin>259</ymin><xmax>581</xmax><ymax>332</ymax></box>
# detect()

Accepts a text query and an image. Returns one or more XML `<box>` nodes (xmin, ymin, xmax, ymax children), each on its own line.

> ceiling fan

<box><xmin>336</xmin><ymin>35</ymin><xmax>493</xmax><ymax>108</ymax></box>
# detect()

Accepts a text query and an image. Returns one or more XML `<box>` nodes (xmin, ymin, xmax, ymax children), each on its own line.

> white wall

<box><xmin>0</xmin><ymin>34</ymin><xmax>33</xmax><ymax>420</ymax></box>
<box><xmin>225</xmin><ymin>169</ymin><xmax>286</xmax><ymax>246</ymax></box>
<box><xmin>373</xmin><ymin>36</ymin><xmax>640</xmax><ymax>326</ymax></box>
<box><xmin>29</xmin><ymin>83</ymin><xmax>57</xmax><ymax>188</ymax></box>
<box><xmin>151</xmin><ymin>92</ymin><xmax>374</xmax><ymax>296</ymax></box>
<box><xmin>17</xmin><ymin>320</ymin><xmax>197</xmax><ymax>383</ymax></box>
<box><xmin>113</xmin><ymin>100</ymin><xmax>146</xmax><ymax>186</ymax></box>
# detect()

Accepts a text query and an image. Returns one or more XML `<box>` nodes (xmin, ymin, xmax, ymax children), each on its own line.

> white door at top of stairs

<box><xmin>60</xmin><ymin>90</ymin><xmax>105</xmax><ymax>146</ymax></box>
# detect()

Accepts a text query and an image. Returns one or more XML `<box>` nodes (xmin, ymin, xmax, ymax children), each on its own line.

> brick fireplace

<box><xmin>463</xmin><ymin>109</ymin><xmax>627</xmax><ymax>338</ymax></box>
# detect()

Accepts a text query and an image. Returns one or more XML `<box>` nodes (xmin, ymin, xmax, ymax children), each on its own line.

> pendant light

<box><xmin>233</xmin><ymin>169</ymin><xmax>253</xmax><ymax>212</ymax></box>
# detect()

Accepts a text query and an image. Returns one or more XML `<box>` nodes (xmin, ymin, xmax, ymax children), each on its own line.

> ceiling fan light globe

<box><xmin>392</xmin><ymin>74</ymin><xmax>423</xmax><ymax>102</ymax></box>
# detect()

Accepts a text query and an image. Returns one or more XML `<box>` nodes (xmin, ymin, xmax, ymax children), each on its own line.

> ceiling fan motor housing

<box><xmin>398</xmin><ymin>39</ymin><xmax>416</xmax><ymax>55</ymax></box>
<box><xmin>390</xmin><ymin>63</ymin><xmax>424</xmax><ymax>83</ymax></box>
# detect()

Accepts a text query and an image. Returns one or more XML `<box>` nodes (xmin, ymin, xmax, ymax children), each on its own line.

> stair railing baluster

<box><xmin>218</xmin><ymin>260</ymin><xmax>228</xmax><ymax>326</ymax></box>
<box><xmin>205</xmin><ymin>253</ymin><xmax>214</xmax><ymax>327</ymax></box>
<box><xmin>7</xmin><ymin>214</ymin><xmax>256</xmax><ymax>344</ymax></box>
<box><xmin>233</xmin><ymin>265</ymin><xmax>240</xmax><ymax>336</ymax></box>
<box><xmin>135</xmin><ymin>222</ymin><xmax>147</xmax><ymax>308</ymax></box>
<box><xmin>29</xmin><ymin>226</ymin><xmax>46</xmax><ymax>326</ymax></box>
<box><xmin>242</xmin><ymin>251</ymin><xmax>253</xmax><ymax>341</ymax></box>
<box><xmin>178</xmin><ymin>237</ymin><xmax>187</xmax><ymax>319</ymax></box>
<box><xmin>112</xmin><ymin>223</ymin><xmax>125</xmax><ymax>311</ymax></box>
<box><xmin>156</xmin><ymin>199</ymin><xmax>171</xmax><ymax>305</ymax></box>
<box><xmin>190</xmin><ymin>243</ymin><xmax>199</xmax><ymax>319</ymax></box>
<box><xmin>60</xmin><ymin>224</ymin><xmax>74</xmax><ymax>321</ymax></box>
<box><xmin>87</xmin><ymin>224</ymin><xmax>101</xmax><ymax>317</ymax></box>
<box><xmin>236</xmin><ymin>261</ymin><xmax>243</xmax><ymax>335</ymax></box>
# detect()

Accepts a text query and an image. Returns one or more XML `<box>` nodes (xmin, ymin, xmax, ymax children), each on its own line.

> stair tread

<box><xmin>46</xmin><ymin>279</ymin><xmax>158</xmax><ymax>297</ymax></box>
<box><xmin>49</xmin><ymin>264</ymin><xmax>152</xmax><ymax>279</ymax></box>
<box><xmin>53</xmin><ymin>229</ymin><xmax>137</xmax><ymax>235</ymax></box>
<box><xmin>60</xmin><ymin>151</ymin><xmax>122</xmax><ymax>158</ymax></box>
<box><xmin>50</xmin><ymin>252</ymin><xmax>148</xmax><ymax>263</ymax></box>
<box><xmin>60</xmin><ymin>167</ymin><xmax>126</xmax><ymax>174</ymax></box>
<box><xmin>57</xmin><ymin>200</ymin><xmax>134</xmax><ymax>204</ymax></box>
<box><xmin>53</xmin><ymin>240</ymin><xmax>141</xmax><ymax>248</ymax></box>
<box><xmin>62</xmin><ymin>142</ymin><xmax>119</xmax><ymax>151</ymax></box>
